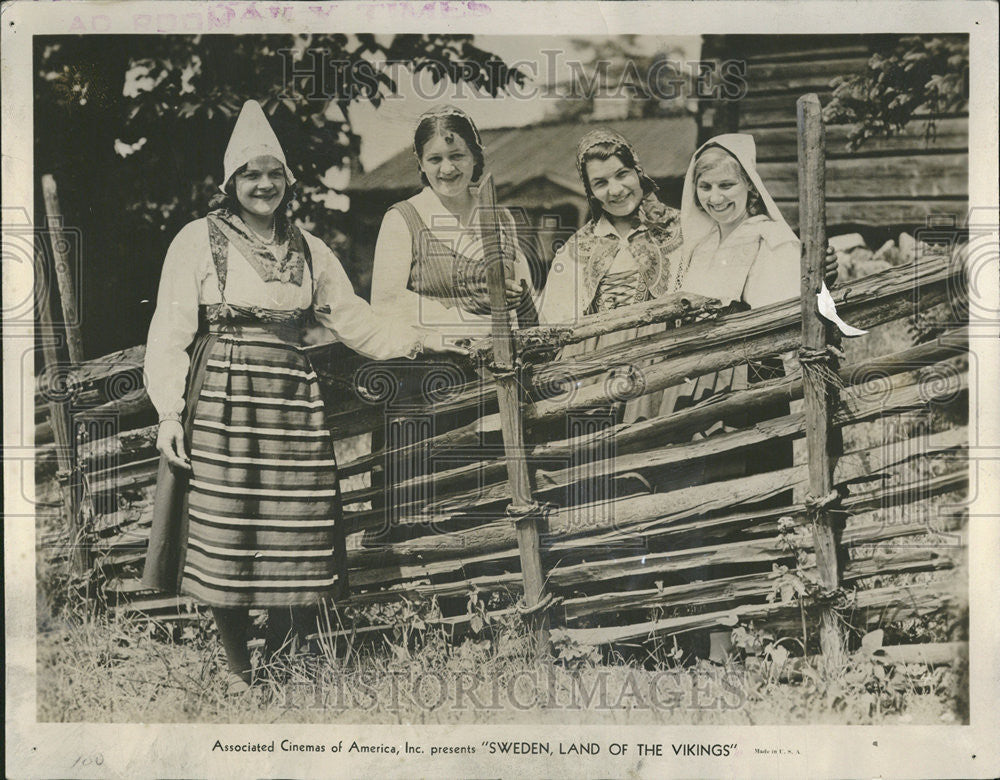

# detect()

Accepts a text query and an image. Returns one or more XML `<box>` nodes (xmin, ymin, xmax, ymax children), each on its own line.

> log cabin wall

<box><xmin>699</xmin><ymin>34</ymin><xmax>969</xmax><ymax>234</ymax></box>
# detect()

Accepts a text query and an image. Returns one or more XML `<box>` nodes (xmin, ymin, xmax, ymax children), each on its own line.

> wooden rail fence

<box><xmin>34</xmin><ymin>97</ymin><xmax>968</xmax><ymax>664</ymax></box>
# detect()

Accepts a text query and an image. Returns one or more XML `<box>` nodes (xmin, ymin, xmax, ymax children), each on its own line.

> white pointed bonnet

<box><xmin>680</xmin><ymin>133</ymin><xmax>797</xmax><ymax>255</ymax></box>
<box><xmin>220</xmin><ymin>100</ymin><xmax>296</xmax><ymax>192</ymax></box>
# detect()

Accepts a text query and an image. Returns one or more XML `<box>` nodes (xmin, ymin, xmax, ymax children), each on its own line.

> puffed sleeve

<box><xmin>144</xmin><ymin>220</ymin><xmax>206</xmax><ymax>419</ymax></box>
<box><xmin>742</xmin><ymin>232</ymin><xmax>802</xmax><ymax>380</ymax></box>
<box><xmin>370</xmin><ymin>208</ymin><xmax>472</xmax><ymax>327</ymax></box>
<box><xmin>537</xmin><ymin>234</ymin><xmax>583</xmax><ymax>326</ymax></box>
<box><xmin>308</xmin><ymin>234</ymin><xmax>428</xmax><ymax>360</ymax></box>
<box><xmin>742</xmin><ymin>236</ymin><xmax>802</xmax><ymax>309</ymax></box>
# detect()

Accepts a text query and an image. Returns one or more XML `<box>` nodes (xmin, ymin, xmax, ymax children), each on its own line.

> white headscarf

<box><xmin>680</xmin><ymin>133</ymin><xmax>797</xmax><ymax>258</ymax></box>
<box><xmin>220</xmin><ymin>100</ymin><xmax>296</xmax><ymax>192</ymax></box>
<box><xmin>678</xmin><ymin>133</ymin><xmax>799</xmax><ymax>305</ymax></box>
<box><xmin>679</xmin><ymin>133</ymin><xmax>866</xmax><ymax>334</ymax></box>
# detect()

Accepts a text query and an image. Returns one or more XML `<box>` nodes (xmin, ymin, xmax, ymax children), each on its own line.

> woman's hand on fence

<box><xmin>824</xmin><ymin>244</ymin><xmax>840</xmax><ymax>287</ymax></box>
<box><xmin>507</xmin><ymin>279</ymin><xmax>527</xmax><ymax>308</ymax></box>
<box><xmin>156</xmin><ymin>420</ymin><xmax>191</xmax><ymax>471</ymax></box>
<box><xmin>468</xmin><ymin>277</ymin><xmax>527</xmax><ymax>309</ymax></box>
<box><xmin>420</xmin><ymin>331</ymin><xmax>472</xmax><ymax>358</ymax></box>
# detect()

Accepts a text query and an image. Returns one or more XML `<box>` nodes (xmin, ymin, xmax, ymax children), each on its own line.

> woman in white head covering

<box><xmin>676</xmin><ymin>133</ymin><xmax>838</xmax><ymax>405</ymax></box>
<box><xmin>681</xmin><ymin>133</ymin><xmax>803</xmax><ymax>310</ymax></box>
<box><xmin>675</xmin><ymin>133</ymin><xmax>801</xmax><ymax>409</ymax></box>
<box><xmin>142</xmin><ymin>100</ymin><xmax>456</xmax><ymax>694</ymax></box>
<box><xmin>675</xmin><ymin>133</ymin><xmax>838</xmax><ymax>663</ymax></box>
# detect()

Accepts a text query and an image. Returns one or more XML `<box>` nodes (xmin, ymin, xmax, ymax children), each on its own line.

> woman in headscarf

<box><xmin>367</xmin><ymin>105</ymin><xmax>533</xmax><ymax>542</ymax></box>
<box><xmin>529</xmin><ymin>128</ymin><xmax>690</xmax><ymax>516</ymax></box>
<box><xmin>676</xmin><ymin>133</ymin><xmax>839</xmax><ymax>663</ymax></box>
<box><xmin>682</xmin><ymin>132</ymin><xmax>805</xmax><ymax>358</ymax></box>
<box><xmin>142</xmin><ymin>100</ymin><xmax>457</xmax><ymax>694</ymax></box>
<box><xmin>538</xmin><ymin>128</ymin><xmax>687</xmax><ymax>424</ymax></box>
<box><xmin>675</xmin><ymin>133</ymin><xmax>837</xmax><ymax>420</ymax></box>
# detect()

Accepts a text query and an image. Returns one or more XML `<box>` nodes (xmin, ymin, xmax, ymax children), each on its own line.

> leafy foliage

<box><xmin>37</xmin><ymin>33</ymin><xmax>527</xmax><ymax>236</ymax></box>
<box><xmin>823</xmin><ymin>35</ymin><xmax>969</xmax><ymax>150</ymax></box>
<box><xmin>34</xmin><ymin>34</ymin><xmax>527</xmax><ymax>357</ymax></box>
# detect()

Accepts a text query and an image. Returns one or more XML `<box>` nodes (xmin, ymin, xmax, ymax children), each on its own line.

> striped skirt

<box><xmin>181</xmin><ymin>329</ymin><xmax>343</xmax><ymax>608</ymax></box>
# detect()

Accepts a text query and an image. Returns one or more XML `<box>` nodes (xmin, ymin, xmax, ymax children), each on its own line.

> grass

<box><xmin>35</xmin><ymin>582</ymin><xmax>966</xmax><ymax>725</ymax></box>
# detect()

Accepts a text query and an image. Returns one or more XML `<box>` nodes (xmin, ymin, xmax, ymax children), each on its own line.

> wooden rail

<box><xmin>35</xmin><ymin>117</ymin><xmax>969</xmax><ymax>666</ymax></box>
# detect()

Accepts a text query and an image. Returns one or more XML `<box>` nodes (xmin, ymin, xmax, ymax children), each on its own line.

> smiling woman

<box><xmin>538</xmin><ymin>128</ymin><xmax>687</xmax><ymax>425</ymax></box>
<box><xmin>365</xmin><ymin>105</ymin><xmax>534</xmax><ymax>544</ymax></box>
<box><xmin>680</xmin><ymin>135</ymin><xmax>809</xmax><ymax>322</ymax></box>
<box><xmin>693</xmin><ymin>151</ymin><xmax>751</xmax><ymax>238</ymax></box>
<box><xmin>232</xmin><ymin>157</ymin><xmax>288</xmax><ymax>228</ymax></box>
<box><xmin>370</xmin><ymin>105</ymin><xmax>530</xmax><ymax>328</ymax></box>
<box><xmin>584</xmin><ymin>156</ymin><xmax>644</xmax><ymax>221</ymax></box>
<box><xmin>674</xmin><ymin>134</ymin><xmax>838</xmax><ymax>418</ymax></box>
<box><xmin>140</xmin><ymin>100</ymin><xmax>458</xmax><ymax>695</ymax></box>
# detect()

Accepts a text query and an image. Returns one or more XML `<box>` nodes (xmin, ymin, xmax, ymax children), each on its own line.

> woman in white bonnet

<box><xmin>142</xmin><ymin>100</ymin><xmax>456</xmax><ymax>694</ymax></box>
<box><xmin>676</xmin><ymin>133</ymin><xmax>838</xmax><ymax>415</ymax></box>
<box><xmin>676</xmin><ymin>133</ymin><xmax>839</xmax><ymax>662</ymax></box>
<box><xmin>681</xmin><ymin>134</ymin><xmax>816</xmax><ymax>313</ymax></box>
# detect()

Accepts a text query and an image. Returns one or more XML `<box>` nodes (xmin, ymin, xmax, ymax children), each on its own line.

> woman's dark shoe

<box><xmin>225</xmin><ymin>671</ymin><xmax>252</xmax><ymax>696</ymax></box>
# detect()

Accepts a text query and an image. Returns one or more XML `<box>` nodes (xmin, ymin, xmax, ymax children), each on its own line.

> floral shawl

<box><xmin>207</xmin><ymin>207</ymin><xmax>308</xmax><ymax>287</ymax></box>
<box><xmin>574</xmin><ymin>204</ymin><xmax>684</xmax><ymax>309</ymax></box>
<box><xmin>540</xmin><ymin>129</ymin><xmax>685</xmax><ymax>324</ymax></box>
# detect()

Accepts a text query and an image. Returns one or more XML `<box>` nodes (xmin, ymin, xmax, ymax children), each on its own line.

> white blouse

<box><xmin>370</xmin><ymin>188</ymin><xmax>532</xmax><ymax>335</ymax></box>
<box><xmin>144</xmin><ymin>218</ymin><xmax>428</xmax><ymax>418</ymax></box>
<box><xmin>681</xmin><ymin>214</ymin><xmax>801</xmax><ymax>309</ymax></box>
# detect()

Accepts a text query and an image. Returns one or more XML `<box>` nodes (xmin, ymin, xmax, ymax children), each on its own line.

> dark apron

<box><xmin>140</xmin><ymin>330</ymin><xmax>217</xmax><ymax>594</ymax></box>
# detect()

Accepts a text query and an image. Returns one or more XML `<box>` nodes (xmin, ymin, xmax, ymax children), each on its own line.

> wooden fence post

<box><xmin>38</xmin><ymin>175</ymin><xmax>88</xmax><ymax>573</ymax></box>
<box><xmin>796</xmin><ymin>94</ymin><xmax>846</xmax><ymax>663</ymax></box>
<box><xmin>41</xmin><ymin>176</ymin><xmax>85</xmax><ymax>364</ymax></box>
<box><xmin>478</xmin><ymin>174</ymin><xmax>550</xmax><ymax>656</ymax></box>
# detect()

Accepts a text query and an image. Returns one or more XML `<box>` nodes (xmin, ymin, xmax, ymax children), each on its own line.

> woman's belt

<box><xmin>199</xmin><ymin>303</ymin><xmax>309</xmax><ymax>340</ymax></box>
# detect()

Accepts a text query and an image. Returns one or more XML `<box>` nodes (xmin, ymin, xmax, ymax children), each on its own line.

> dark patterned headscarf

<box><xmin>575</xmin><ymin>128</ymin><xmax>671</xmax><ymax>232</ymax></box>
<box><xmin>545</xmin><ymin>129</ymin><xmax>686</xmax><ymax>312</ymax></box>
